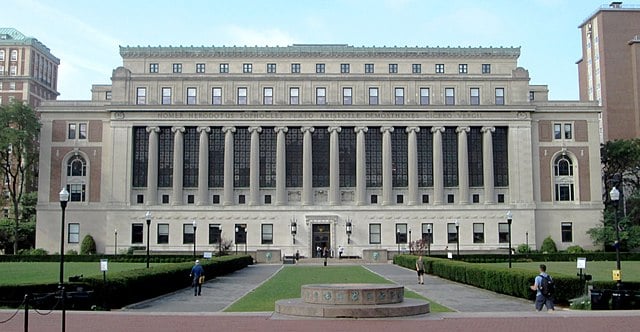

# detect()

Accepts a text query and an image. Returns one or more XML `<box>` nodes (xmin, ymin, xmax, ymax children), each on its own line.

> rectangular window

<box><xmin>183</xmin><ymin>223</ymin><xmax>195</xmax><ymax>244</ymax></box>
<box><xmin>149</xmin><ymin>63</ymin><xmax>159</xmax><ymax>73</ymax></box>
<box><xmin>162</xmin><ymin>87</ymin><xmax>171</xmax><ymax>105</ymax></box>
<box><xmin>394</xmin><ymin>87</ymin><xmax>404</xmax><ymax>105</ymax></box>
<box><xmin>316</xmin><ymin>87</ymin><xmax>326</xmax><ymax>105</ymax></box>
<box><xmin>78</xmin><ymin>123</ymin><xmax>87</xmax><ymax>139</ymax></box>
<box><xmin>105</xmin><ymin>91</ymin><xmax>112</xmax><ymax>100</ymax></box>
<box><xmin>0</xmin><ymin>50</ymin><xmax>4</xmax><ymax>61</ymax></box>
<box><xmin>291</xmin><ymin>63</ymin><xmax>301</xmax><ymax>73</ymax></box>
<box><xmin>420</xmin><ymin>88</ymin><xmax>430</xmax><ymax>105</ymax></box>
<box><xmin>554</xmin><ymin>124</ymin><xmax>562</xmax><ymax>139</ymax></box>
<box><xmin>561</xmin><ymin>222</ymin><xmax>573</xmax><ymax>242</ymax></box>
<box><xmin>396</xmin><ymin>224</ymin><xmax>407</xmax><ymax>244</ymax></box>
<box><xmin>68</xmin><ymin>223</ymin><xmax>79</xmax><ymax>243</ymax></box>
<box><xmin>136</xmin><ymin>194</ymin><xmax>144</xmax><ymax>204</ymax></box>
<box><xmin>0</xmin><ymin>65</ymin><xmax>4</xmax><ymax>75</ymax></box>
<box><xmin>445</xmin><ymin>88</ymin><xmax>455</xmax><ymax>105</ymax></box>
<box><xmin>172</xmin><ymin>63</ymin><xmax>182</xmax><ymax>73</ymax></box>
<box><xmin>498</xmin><ymin>223</ymin><xmax>509</xmax><ymax>243</ymax></box>
<box><xmin>369</xmin><ymin>87</ymin><xmax>378</xmax><ymax>105</ymax></box>
<box><xmin>340</xmin><ymin>63</ymin><xmax>350</xmax><ymax>73</ymax></box>
<box><xmin>555</xmin><ymin>184</ymin><xmax>574</xmax><ymax>201</ymax></box>
<box><xmin>131</xmin><ymin>223</ymin><xmax>143</xmax><ymax>244</ymax></box>
<box><xmin>212</xmin><ymin>87</ymin><xmax>222</xmax><ymax>105</ymax></box>
<box><xmin>196</xmin><ymin>63</ymin><xmax>206</xmax><ymax>73</ymax></box>
<box><xmin>369</xmin><ymin>223</ymin><xmax>381</xmax><ymax>244</ymax></box>
<box><xmin>421</xmin><ymin>223</ymin><xmax>433</xmax><ymax>244</ymax></box>
<box><xmin>162</xmin><ymin>194</ymin><xmax>169</xmax><ymax>204</ymax></box>
<box><xmin>9</xmin><ymin>66</ymin><xmax>16</xmax><ymax>76</ymax></box>
<box><xmin>10</xmin><ymin>50</ymin><xmax>17</xmax><ymax>61</ymax></box>
<box><xmin>136</xmin><ymin>87</ymin><xmax>146</xmax><ymax>105</ymax></box>
<box><xmin>243</xmin><ymin>63</ymin><xmax>252</xmax><ymax>73</ymax></box>
<box><xmin>68</xmin><ymin>123</ymin><xmax>76</xmax><ymax>139</ymax></box>
<box><xmin>263</xmin><ymin>87</ymin><xmax>273</xmax><ymax>105</ymax></box>
<box><xmin>237</xmin><ymin>87</ymin><xmax>247</xmax><ymax>105</ymax></box>
<box><xmin>482</xmin><ymin>64</ymin><xmax>491</xmax><ymax>74</ymax></box>
<box><xmin>529</xmin><ymin>91</ymin><xmax>535</xmax><ymax>101</ymax></box>
<box><xmin>554</xmin><ymin>123</ymin><xmax>573</xmax><ymax>140</ymax></box>
<box><xmin>396</xmin><ymin>195</ymin><xmax>404</xmax><ymax>204</ymax></box>
<box><xmin>564</xmin><ymin>124</ymin><xmax>573</xmax><ymax>139</ymax></box>
<box><xmin>470</xmin><ymin>88</ymin><xmax>480</xmax><ymax>105</ymax></box>
<box><xmin>187</xmin><ymin>87</ymin><xmax>197</xmax><ymax>104</ymax></box>
<box><xmin>208</xmin><ymin>224</ymin><xmax>221</xmax><ymax>244</ymax></box>
<box><xmin>157</xmin><ymin>223</ymin><xmax>169</xmax><ymax>244</ymax></box>
<box><xmin>389</xmin><ymin>64</ymin><xmax>398</xmax><ymax>73</ymax></box>
<box><xmin>316</xmin><ymin>63</ymin><xmax>325</xmax><ymax>73</ymax></box>
<box><xmin>422</xmin><ymin>194</ymin><xmax>429</xmax><ymax>203</ymax></box>
<box><xmin>459</xmin><ymin>64</ymin><xmax>468</xmax><ymax>74</ymax></box>
<box><xmin>435</xmin><ymin>64</ymin><xmax>445</xmax><ymax>73</ymax></box>
<box><xmin>472</xmin><ymin>194</ymin><xmax>480</xmax><ymax>203</ymax></box>
<box><xmin>412</xmin><ymin>64</ymin><xmax>421</xmax><ymax>74</ymax></box>
<box><xmin>447</xmin><ymin>223</ymin><xmax>458</xmax><ymax>243</ymax></box>
<box><xmin>343</xmin><ymin>87</ymin><xmax>352</xmax><ymax>105</ymax></box>
<box><xmin>371</xmin><ymin>194</ymin><xmax>378</xmax><ymax>204</ymax></box>
<box><xmin>219</xmin><ymin>63</ymin><xmax>229</xmax><ymax>73</ymax></box>
<box><xmin>261</xmin><ymin>224</ymin><xmax>273</xmax><ymax>244</ymax></box>
<box><xmin>365</xmin><ymin>63</ymin><xmax>374</xmax><ymax>73</ymax></box>
<box><xmin>267</xmin><ymin>63</ymin><xmax>277</xmax><ymax>73</ymax></box>
<box><xmin>290</xmin><ymin>87</ymin><xmax>299</xmax><ymax>105</ymax></box>
<box><xmin>495</xmin><ymin>88</ymin><xmax>505</xmax><ymax>105</ymax></box>
<box><xmin>473</xmin><ymin>223</ymin><xmax>484</xmax><ymax>243</ymax></box>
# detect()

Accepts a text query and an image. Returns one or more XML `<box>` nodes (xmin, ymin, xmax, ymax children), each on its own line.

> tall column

<box><xmin>457</xmin><ymin>126</ymin><xmax>470</xmax><ymax>204</ymax></box>
<box><xmin>197</xmin><ymin>126</ymin><xmax>210</xmax><ymax>205</ymax></box>
<box><xmin>328</xmin><ymin>126</ymin><xmax>342</xmax><ymax>205</ymax></box>
<box><xmin>248</xmin><ymin>126</ymin><xmax>262</xmax><ymax>205</ymax></box>
<box><xmin>274</xmin><ymin>127</ymin><xmax>288</xmax><ymax>205</ymax></box>
<box><xmin>355</xmin><ymin>127</ymin><xmax>368</xmax><ymax>205</ymax></box>
<box><xmin>431</xmin><ymin>127</ymin><xmax>445</xmax><ymax>205</ymax></box>
<box><xmin>301</xmin><ymin>126</ymin><xmax>315</xmax><ymax>205</ymax></box>
<box><xmin>381</xmin><ymin>126</ymin><xmax>394</xmax><ymax>205</ymax></box>
<box><xmin>406</xmin><ymin>127</ymin><xmax>420</xmax><ymax>205</ymax></box>
<box><xmin>171</xmin><ymin>127</ymin><xmax>185</xmax><ymax>205</ymax></box>
<box><xmin>482</xmin><ymin>126</ymin><xmax>496</xmax><ymax>204</ymax></box>
<box><xmin>146</xmin><ymin>127</ymin><xmax>160</xmax><ymax>206</ymax></box>
<box><xmin>222</xmin><ymin>126</ymin><xmax>236</xmax><ymax>205</ymax></box>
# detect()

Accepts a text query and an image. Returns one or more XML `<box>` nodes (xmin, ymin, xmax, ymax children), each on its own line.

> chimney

<box><xmin>610</xmin><ymin>2</ymin><xmax>622</xmax><ymax>8</ymax></box>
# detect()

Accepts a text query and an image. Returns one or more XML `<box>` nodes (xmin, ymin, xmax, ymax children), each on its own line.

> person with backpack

<box><xmin>530</xmin><ymin>264</ymin><xmax>555</xmax><ymax>311</ymax></box>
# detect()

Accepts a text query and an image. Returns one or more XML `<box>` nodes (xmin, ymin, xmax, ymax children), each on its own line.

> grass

<box><xmin>485</xmin><ymin>261</ymin><xmax>640</xmax><ymax>282</ymax></box>
<box><xmin>0</xmin><ymin>262</ymin><xmax>151</xmax><ymax>285</ymax></box>
<box><xmin>224</xmin><ymin>265</ymin><xmax>451</xmax><ymax>312</ymax></box>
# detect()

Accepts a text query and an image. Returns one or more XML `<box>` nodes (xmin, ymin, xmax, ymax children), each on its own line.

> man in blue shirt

<box><xmin>190</xmin><ymin>260</ymin><xmax>205</xmax><ymax>296</ymax></box>
<box><xmin>530</xmin><ymin>264</ymin><xmax>554</xmax><ymax>311</ymax></box>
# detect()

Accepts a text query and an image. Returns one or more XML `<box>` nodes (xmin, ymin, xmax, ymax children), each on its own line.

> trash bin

<box><xmin>611</xmin><ymin>290</ymin><xmax>632</xmax><ymax>310</ymax></box>
<box><xmin>590</xmin><ymin>289</ymin><xmax>611</xmax><ymax>310</ymax></box>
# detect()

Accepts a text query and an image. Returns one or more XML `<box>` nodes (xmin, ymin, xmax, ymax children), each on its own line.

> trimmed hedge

<box><xmin>0</xmin><ymin>254</ymin><xmax>210</xmax><ymax>263</ymax></box>
<box><xmin>0</xmin><ymin>255</ymin><xmax>253</xmax><ymax>309</ymax></box>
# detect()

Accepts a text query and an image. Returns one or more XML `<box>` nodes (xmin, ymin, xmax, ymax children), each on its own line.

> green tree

<box><xmin>80</xmin><ymin>235</ymin><xmax>97</xmax><ymax>255</ymax></box>
<box><xmin>601</xmin><ymin>139</ymin><xmax>640</xmax><ymax>196</ymax></box>
<box><xmin>540</xmin><ymin>236</ymin><xmax>557</xmax><ymax>253</ymax></box>
<box><xmin>0</xmin><ymin>101</ymin><xmax>41</xmax><ymax>254</ymax></box>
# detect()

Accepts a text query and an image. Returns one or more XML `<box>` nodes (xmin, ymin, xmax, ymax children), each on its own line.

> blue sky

<box><xmin>3</xmin><ymin>0</ymin><xmax>622</xmax><ymax>100</ymax></box>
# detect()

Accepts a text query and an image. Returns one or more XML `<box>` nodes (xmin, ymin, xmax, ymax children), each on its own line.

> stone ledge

<box><xmin>275</xmin><ymin>298</ymin><xmax>430</xmax><ymax>318</ymax></box>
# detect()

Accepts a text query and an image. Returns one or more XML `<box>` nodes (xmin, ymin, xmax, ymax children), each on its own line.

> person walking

<box><xmin>415</xmin><ymin>256</ymin><xmax>425</xmax><ymax>284</ymax></box>
<box><xmin>530</xmin><ymin>264</ymin><xmax>555</xmax><ymax>312</ymax></box>
<box><xmin>190</xmin><ymin>260</ymin><xmax>205</xmax><ymax>296</ymax></box>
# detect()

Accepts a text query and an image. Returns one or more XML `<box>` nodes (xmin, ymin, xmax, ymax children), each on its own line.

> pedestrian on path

<box><xmin>530</xmin><ymin>264</ymin><xmax>555</xmax><ymax>312</ymax></box>
<box><xmin>415</xmin><ymin>256</ymin><xmax>425</xmax><ymax>284</ymax></box>
<box><xmin>190</xmin><ymin>260</ymin><xmax>205</xmax><ymax>296</ymax></box>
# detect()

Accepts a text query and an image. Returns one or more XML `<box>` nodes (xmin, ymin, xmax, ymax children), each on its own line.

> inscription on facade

<box><xmin>153</xmin><ymin>111</ymin><xmax>485</xmax><ymax>120</ymax></box>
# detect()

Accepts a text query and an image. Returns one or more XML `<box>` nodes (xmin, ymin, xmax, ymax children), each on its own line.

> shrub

<box><xmin>80</xmin><ymin>235</ymin><xmax>97</xmax><ymax>255</ymax></box>
<box><xmin>566</xmin><ymin>245</ymin><xmax>585</xmax><ymax>254</ymax></box>
<box><xmin>517</xmin><ymin>244</ymin><xmax>532</xmax><ymax>254</ymax></box>
<box><xmin>66</xmin><ymin>249</ymin><xmax>78</xmax><ymax>255</ymax></box>
<box><xmin>540</xmin><ymin>236</ymin><xmax>557</xmax><ymax>253</ymax></box>
<box><xmin>17</xmin><ymin>248</ymin><xmax>49</xmax><ymax>255</ymax></box>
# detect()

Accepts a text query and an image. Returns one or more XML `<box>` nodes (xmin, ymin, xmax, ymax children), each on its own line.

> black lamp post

<box><xmin>455</xmin><ymin>220</ymin><xmax>460</xmax><ymax>259</ymax></box>
<box><xmin>506</xmin><ymin>210</ymin><xmax>513</xmax><ymax>268</ymax></box>
<box><xmin>244</xmin><ymin>226</ymin><xmax>247</xmax><ymax>255</ymax></box>
<box><xmin>145</xmin><ymin>211</ymin><xmax>151</xmax><ymax>268</ymax></box>
<box><xmin>192</xmin><ymin>220</ymin><xmax>197</xmax><ymax>258</ymax></box>
<box><xmin>427</xmin><ymin>227</ymin><xmax>432</xmax><ymax>256</ymax></box>
<box><xmin>290</xmin><ymin>219</ymin><xmax>297</xmax><ymax>244</ymax></box>
<box><xmin>59</xmin><ymin>188</ymin><xmax>69</xmax><ymax>332</ymax></box>
<box><xmin>408</xmin><ymin>227</ymin><xmax>412</xmax><ymax>254</ymax></box>
<box><xmin>396</xmin><ymin>230</ymin><xmax>400</xmax><ymax>254</ymax></box>
<box><xmin>114</xmin><ymin>228</ymin><xmax>118</xmax><ymax>256</ymax></box>
<box><xmin>610</xmin><ymin>186</ymin><xmax>622</xmax><ymax>285</ymax></box>
<box><xmin>235</xmin><ymin>226</ymin><xmax>239</xmax><ymax>255</ymax></box>
<box><xmin>218</xmin><ymin>227</ymin><xmax>223</xmax><ymax>256</ymax></box>
<box><xmin>346</xmin><ymin>220</ymin><xmax>352</xmax><ymax>244</ymax></box>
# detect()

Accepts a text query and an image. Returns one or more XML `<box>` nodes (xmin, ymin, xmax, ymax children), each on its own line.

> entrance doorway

<box><xmin>312</xmin><ymin>224</ymin><xmax>331</xmax><ymax>258</ymax></box>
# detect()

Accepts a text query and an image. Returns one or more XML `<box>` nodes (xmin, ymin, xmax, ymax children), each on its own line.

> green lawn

<box><xmin>0</xmin><ymin>262</ymin><xmax>150</xmax><ymax>285</ymax></box>
<box><xmin>485</xmin><ymin>261</ymin><xmax>640</xmax><ymax>282</ymax></box>
<box><xmin>224</xmin><ymin>265</ymin><xmax>451</xmax><ymax>312</ymax></box>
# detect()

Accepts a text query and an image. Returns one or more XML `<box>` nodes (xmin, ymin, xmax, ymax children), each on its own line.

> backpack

<box><xmin>539</xmin><ymin>274</ymin><xmax>555</xmax><ymax>297</ymax></box>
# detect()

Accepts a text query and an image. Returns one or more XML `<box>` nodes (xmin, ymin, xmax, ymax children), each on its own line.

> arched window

<box><xmin>554</xmin><ymin>154</ymin><xmax>575</xmax><ymax>201</ymax></box>
<box><xmin>67</xmin><ymin>155</ymin><xmax>86</xmax><ymax>176</ymax></box>
<box><xmin>65</xmin><ymin>154</ymin><xmax>87</xmax><ymax>202</ymax></box>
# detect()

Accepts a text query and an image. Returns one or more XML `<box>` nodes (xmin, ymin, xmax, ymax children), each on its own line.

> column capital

<box><xmin>197</xmin><ymin>126</ymin><xmax>211</xmax><ymax>133</ymax></box>
<box><xmin>301</xmin><ymin>126</ymin><xmax>315</xmax><ymax>133</ymax></box>
<box><xmin>481</xmin><ymin>126</ymin><xmax>496</xmax><ymax>133</ymax></box>
<box><xmin>248</xmin><ymin>126</ymin><xmax>263</xmax><ymax>134</ymax></box>
<box><xmin>456</xmin><ymin>126</ymin><xmax>470</xmax><ymax>134</ymax></box>
<box><xmin>354</xmin><ymin>126</ymin><xmax>368</xmax><ymax>134</ymax></box>
<box><xmin>171</xmin><ymin>126</ymin><xmax>185</xmax><ymax>133</ymax></box>
<box><xmin>328</xmin><ymin>126</ymin><xmax>342</xmax><ymax>133</ymax></box>
<box><xmin>406</xmin><ymin>126</ymin><xmax>420</xmax><ymax>134</ymax></box>
<box><xmin>380</xmin><ymin>126</ymin><xmax>395</xmax><ymax>133</ymax></box>
<box><xmin>274</xmin><ymin>126</ymin><xmax>289</xmax><ymax>134</ymax></box>
<box><xmin>146</xmin><ymin>126</ymin><xmax>160</xmax><ymax>133</ymax></box>
<box><xmin>222</xmin><ymin>126</ymin><xmax>236</xmax><ymax>133</ymax></box>
<box><xmin>431</xmin><ymin>126</ymin><xmax>445</xmax><ymax>134</ymax></box>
